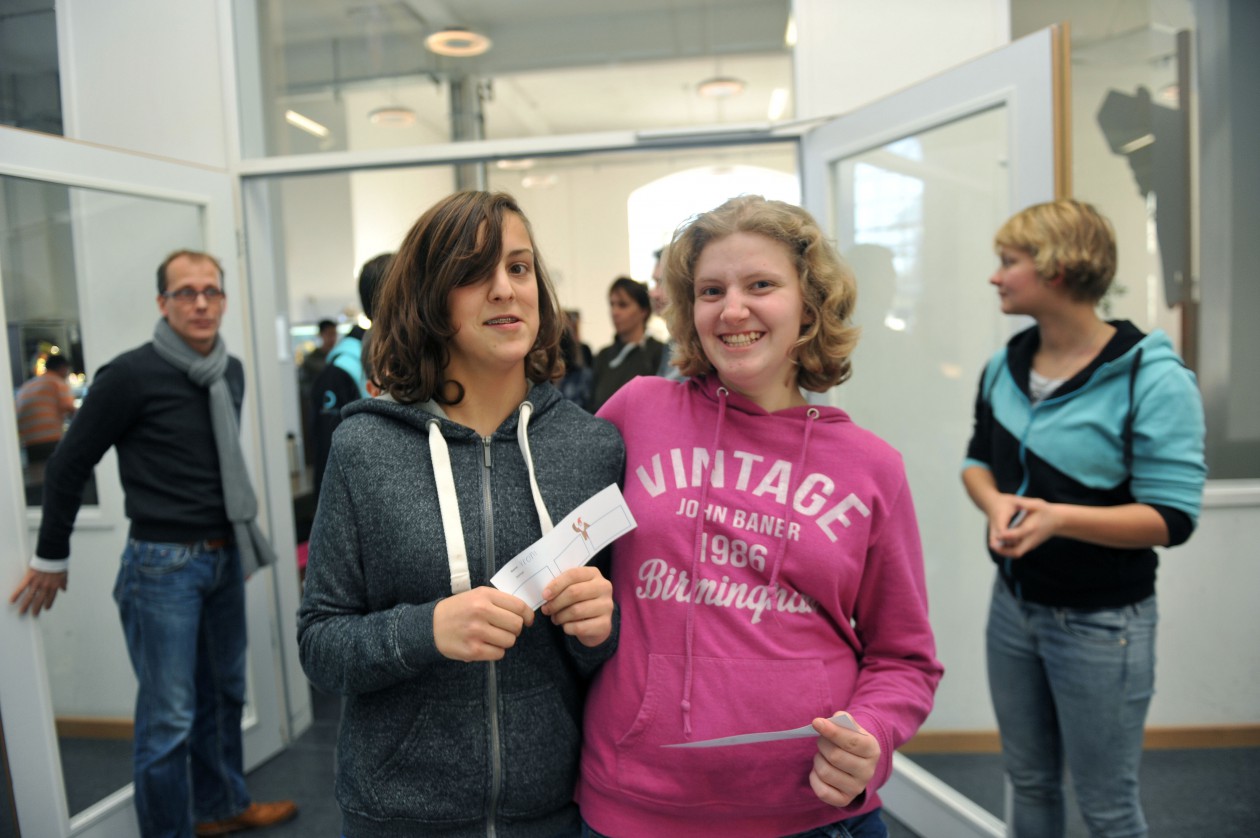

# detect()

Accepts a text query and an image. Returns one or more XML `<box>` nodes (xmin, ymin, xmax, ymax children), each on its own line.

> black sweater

<box><xmin>37</xmin><ymin>342</ymin><xmax>244</xmax><ymax>560</ymax></box>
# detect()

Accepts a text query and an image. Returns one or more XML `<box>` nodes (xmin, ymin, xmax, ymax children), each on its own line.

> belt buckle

<box><xmin>203</xmin><ymin>538</ymin><xmax>230</xmax><ymax>550</ymax></box>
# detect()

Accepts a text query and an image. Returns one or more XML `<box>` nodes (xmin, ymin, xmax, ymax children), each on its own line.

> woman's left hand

<box><xmin>990</xmin><ymin>496</ymin><xmax>1058</xmax><ymax>558</ymax></box>
<box><xmin>809</xmin><ymin>713</ymin><xmax>880</xmax><ymax>808</ymax></box>
<box><xmin>541</xmin><ymin>566</ymin><xmax>614</xmax><ymax>647</ymax></box>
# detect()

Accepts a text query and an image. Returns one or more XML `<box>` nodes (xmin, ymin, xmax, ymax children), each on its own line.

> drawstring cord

<box><xmin>428</xmin><ymin>419</ymin><xmax>471</xmax><ymax>593</ymax></box>
<box><xmin>678</xmin><ymin>393</ymin><xmax>818</xmax><ymax>736</ymax></box>
<box><xmin>427</xmin><ymin>401</ymin><xmax>552</xmax><ymax>595</ymax></box>
<box><xmin>766</xmin><ymin>407</ymin><xmax>818</xmax><ymax>595</ymax></box>
<box><xmin>680</xmin><ymin>386</ymin><xmax>730</xmax><ymax>737</ymax></box>
<box><xmin>516</xmin><ymin>401</ymin><xmax>553</xmax><ymax>533</ymax></box>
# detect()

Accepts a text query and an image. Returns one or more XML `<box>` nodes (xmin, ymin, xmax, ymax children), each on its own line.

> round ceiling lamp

<box><xmin>495</xmin><ymin>158</ymin><xmax>536</xmax><ymax>171</ymax></box>
<box><xmin>369</xmin><ymin>106</ymin><xmax>417</xmax><ymax>126</ymax></box>
<box><xmin>697</xmin><ymin>76</ymin><xmax>746</xmax><ymax>98</ymax></box>
<box><xmin>425</xmin><ymin>27</ymin><xmax>492</xmax><ymax>57</ymax></box>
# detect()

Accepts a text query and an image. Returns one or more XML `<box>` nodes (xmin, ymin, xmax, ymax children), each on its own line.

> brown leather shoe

<box><xmin>195</xmin><ymin>800</ymin><xmax>298</xmax><ymax>836</ymax></box>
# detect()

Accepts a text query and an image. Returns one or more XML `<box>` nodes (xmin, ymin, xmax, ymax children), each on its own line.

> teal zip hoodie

<box><xmin>964</xmin><ymin>320</ymin><xmax>1207</xmax><ymax>607</ymax></box>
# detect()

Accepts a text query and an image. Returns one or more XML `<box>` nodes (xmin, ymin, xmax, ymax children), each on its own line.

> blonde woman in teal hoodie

<box><xmin>577</xmin><ymin>196</ymin><xmax>943</xmax><ymax>837</ymax></box>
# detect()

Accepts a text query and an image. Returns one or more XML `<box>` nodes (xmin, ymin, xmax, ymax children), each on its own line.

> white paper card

<box><xmin>662</xmin><ymin>713</ymin><xmax>859</xmax><ymax>748</ymax></box>
<box><xmin>491</xmin><ymin>483</ymin><xmax>636</xmax><ymax>609</ymax></box>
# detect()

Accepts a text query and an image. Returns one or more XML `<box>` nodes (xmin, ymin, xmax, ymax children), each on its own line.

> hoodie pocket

<box><xmin>498</xmin><ymin>683</ymin><xmax>581</xmax><ymax>818</ymax></box>
<box><xmin>614</xmin><ymin>654</ymin><xmax>832</xmax><ymax>811</ymax></box>
<box><xmin>354</xmin><ymin>693</ymin><xmax>487</xmax><ymax>823</ymax></box>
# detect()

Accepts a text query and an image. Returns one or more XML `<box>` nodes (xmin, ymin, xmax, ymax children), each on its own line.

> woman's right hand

<box><xmin>434</xmin><ymin>586</ymin><xmax>535</xmax><ymax>662</ymax></box>
<box><xmin>984</xmin><ymin>494</ymin><xmax>1025</xmax><ymax>553</ymax></box>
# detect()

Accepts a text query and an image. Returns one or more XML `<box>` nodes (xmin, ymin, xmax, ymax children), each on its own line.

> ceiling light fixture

<box><xmin>495</xmin><ymin>158</ymin><xmax>536</xmax><ymax>171</ymax></box>
<box><xmin>521</xmin><ymin>173</ymin><xmax>558</xmax><ymax>189</ymax></box>
<box><xmin>697</xmin><ymin>76</ymin><xmax>746</xmax><ymax>98</ymax></box>
<box><xmin>285</xmin><ymin>109</ymin><xmax>330</xmax><ymax>138</ymax></box>
<box><xmin>767</xmin><ymin>87</ymin><xmax>790</xmax><ymax>121</ymax></box>
<box><xmin>425</xmin><ymin>27</ymin><xmax>492</xmax><ymax>57</ymax></box>
<box><xmin>369</xmin><ymin>106</ymin><xmax>417</xmax><ymax>126</ymax></box>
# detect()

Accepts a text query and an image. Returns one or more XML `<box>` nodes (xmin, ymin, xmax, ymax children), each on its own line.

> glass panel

<box><xmin>821</xmin><ymin>105</ymin><xmax>1011</xmax><ymax>820</ymax></box>
<box><xmin>245</xmin><ymin>140</ymin><xmax>798</xmax><ymax>563</ymax></box>
<box><xmin>236</xmin><ymin>0</ymin><xmax>793</xmax><ymax>157</ymax></box>
<box><xmin>0</xmin><ymin>0</ymin><xmax>62</xmax><ymax>136</ymax></box>
<box><xmin>0</xmin><ymin>174</ymin><xmax>205</xmax><ymax>818</ymax></box>
<box><xmin>2</xmin><ymin>177</ymin><xmax>94</xmax><ymax>507</ymax></box>
<box><xmin>1012</xmin><ymin>0</ymin><xmax>1258</xmax><ymax>477</ymax></box>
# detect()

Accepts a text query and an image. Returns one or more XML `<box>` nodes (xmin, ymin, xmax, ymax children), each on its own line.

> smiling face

<box><xmin>445</xmin><ymin>212</ymin><xmax>539</xmax><ymax>383</ymax></box>
<box><xmin>693</xmin><ymin>232</ymin><xmax>808</xmax><ymax>411</ymax></box>
<box><xmin>990</xmin><ymin>246</ymin><xmax>1052</xmax><ymax>316</ymax></box>
<box><xmin>157</xmin><ymin>254</ymin><xmax>226</xmax><ymax>356</ymax></box>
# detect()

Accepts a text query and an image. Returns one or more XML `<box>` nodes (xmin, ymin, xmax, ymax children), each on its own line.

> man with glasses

<box><xmin>9</xmin><ymin>250</ymin><xmax>297</xmax><ymax>836</ymax></box>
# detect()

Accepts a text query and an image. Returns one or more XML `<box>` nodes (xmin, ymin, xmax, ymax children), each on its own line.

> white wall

<box><xmin>1151</xmin><ymin>489</ymin><xmax>1260</xmax><ymax>726</ymax></box>
<box><xmin>793</xmin><ymin>0</ymin><xmax>1010</xmax><ymax>118</ymax></box>
<box><xmin>60</xmin><ymin>0</ymin><xmax>230</xmax><ymax>168</ymax></box>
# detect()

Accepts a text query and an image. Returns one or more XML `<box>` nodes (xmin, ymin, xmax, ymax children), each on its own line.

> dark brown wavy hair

<box><xmin>664</xmin><ymin>195</ymin><xmax>860</xmax><ymax>392</ymax></box>
<box><xmin>369</xmin><ymin>191</ymin><xmax>564</xmax><ymax>405</ymax></box>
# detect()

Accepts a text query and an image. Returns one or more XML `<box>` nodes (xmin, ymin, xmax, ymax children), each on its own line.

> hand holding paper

<box><xmin>491</xmin><ymin>484</ymin><xmax>636</xmax><ymax>610</ymax></box>
<box><xmin>540</xmin><ymin>565</ymin><xmax>614</xmax><ymax>647</ymax></box>
<box><xmin>810</xmin><ymin>713</ymin><xmax>880</xmax><ymax>809</ymax></box>
<box><xmin>433</xmin><ymin>586</ymin><xmax>535</xmax><ymax>663</ymax></box>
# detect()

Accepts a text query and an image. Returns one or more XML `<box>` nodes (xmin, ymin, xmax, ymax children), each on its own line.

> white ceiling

<box><xmin>264</xmin><ymin>0</ymin><xmax>794</xmax><ymax>146</ymax></box>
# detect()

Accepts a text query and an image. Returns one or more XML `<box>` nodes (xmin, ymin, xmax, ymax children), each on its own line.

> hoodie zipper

<box><xmin>1006</xmin><ymin>355</ymin><xmax>1128</xmax><ymax>598</ymax></box>
<box><xmin>482</xmin><ymin>434</ymin><xmax>501</xmax><ymax>838</ymax></box>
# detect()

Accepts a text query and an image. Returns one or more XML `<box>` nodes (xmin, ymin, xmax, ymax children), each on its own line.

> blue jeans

<box><xmin>114</xmin><ymin>539</ymin><xmax>251</xmax><ymax>837</ymax></box>
<box><xmin>986</xmin><ymin>577</ymin><xmax>1156</xmax><ymax>838</ymax></box>
<box><xmin>784</xmin><ymin>809</ymin><xmax>887</xmax><ymax>838</ymax></box>
<box><xmin>581</xmin><ymin>809</ymin><xmax>886</xmax><ymax>838</ymax></box>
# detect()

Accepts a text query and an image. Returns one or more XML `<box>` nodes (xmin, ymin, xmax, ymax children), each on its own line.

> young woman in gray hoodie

<box><xmin>298</xmin><ymin>191</ymin><xmax>625</xmax><ymax>838</ymax></box>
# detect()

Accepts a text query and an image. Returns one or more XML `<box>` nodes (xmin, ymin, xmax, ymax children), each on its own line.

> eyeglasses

<box><xmin>163</xmin><ymin>287</ymin><xmax>226</xmax><ymax>304</ymax></box>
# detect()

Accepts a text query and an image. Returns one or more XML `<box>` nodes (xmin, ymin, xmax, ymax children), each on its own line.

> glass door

<box><xmin>0</xmin><ymin>126</ymin><xmax>291</xmax><ymax>838</ymax></box>
<box><xmin>800</xmin><ymin>27</ymin><xmax>1066</xmax><ymax>836</ymax></box>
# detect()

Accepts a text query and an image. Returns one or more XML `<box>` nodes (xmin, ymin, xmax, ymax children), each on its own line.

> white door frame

<box><xmin>0</xmin><ymin>125</ymin><xmax>289</xmax><ymax>837</ymax></box>
<box><xmin>799</xmin><ymin>27</ymin><xmax>1066</xmax><ymax>837</ymax></box>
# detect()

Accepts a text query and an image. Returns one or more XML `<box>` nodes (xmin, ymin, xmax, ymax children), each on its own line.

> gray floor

<box><xmin>20</xmin><ymin>687</ymin><xmax>1260</xmax><ymax>836</ymax></box>
<box><xmin>241</xmin><ymin>687</ymin><xmax>1260</xmax><ymax>837</ymax></box>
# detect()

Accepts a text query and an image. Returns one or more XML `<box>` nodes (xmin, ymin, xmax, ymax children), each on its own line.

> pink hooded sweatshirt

<box><xmin>577</xmin><ymin>376</ymin><xmax>943</xmax><ymax>837</ymax></box>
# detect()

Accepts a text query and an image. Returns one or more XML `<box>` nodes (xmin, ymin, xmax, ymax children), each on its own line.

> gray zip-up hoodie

<box><xmin>298</xmin><ymin>381</ymin><xmax>625</xmax><ymax>838</ymax></box>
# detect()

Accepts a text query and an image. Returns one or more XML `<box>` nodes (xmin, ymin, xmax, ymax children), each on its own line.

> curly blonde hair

<box><xmin>994</xmin><ymin>199</ymin><xmax>1117</xmax><ymax>302</ymax></box>
<box><xmin>663</xmin><ymin>195</ymin><xmax>859</xmax><ymax>392</ymax></box>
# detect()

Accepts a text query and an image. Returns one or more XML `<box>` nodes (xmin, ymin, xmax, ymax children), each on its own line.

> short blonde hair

<box><xmin>663</xmin><ymin>195</ymin><xmax>859</xmax><ymax>392</ymax></box>
<box><xmin>994</xmin><ymin>199</ymin><xmax>1117</xmax><ymax>302</ymax></box>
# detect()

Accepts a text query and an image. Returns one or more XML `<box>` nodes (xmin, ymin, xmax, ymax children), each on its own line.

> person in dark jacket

<box><xmin>590</xmin><ymin>276</ymin><xmax>664</xmax><ymax>412</ymax></box>
<box><xmin>297</xmin><ymin>191</ymin><xmax>624</xmax><ymax>838</ymax></box>
<box><xmin>310</xmin><ymin>252</ymin><xmax>391</xmax><ymax>499</ymax></box>
<box><xmin>963</xmin><ymin>199</ymin><xmax>1206</xmax><ymax>837</ymax></box>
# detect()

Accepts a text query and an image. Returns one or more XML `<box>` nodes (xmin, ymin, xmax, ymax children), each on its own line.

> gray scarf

<box><xmin>151</xmin><ymin>319</ymin><xmax>276</xmax><ymax>576</ymax></box>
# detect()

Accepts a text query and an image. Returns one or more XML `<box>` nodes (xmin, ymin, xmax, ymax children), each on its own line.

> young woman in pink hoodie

<box><xmin>576</xmin><ymin>196</ymin><xmax>943</xmax><ymax>838</ymax></box>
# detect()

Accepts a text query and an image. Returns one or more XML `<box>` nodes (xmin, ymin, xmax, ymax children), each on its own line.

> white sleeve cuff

<box><xmin>30</xmin><ymin>556</ymin><xmax>69</xmax><ymax>573</ymax></box>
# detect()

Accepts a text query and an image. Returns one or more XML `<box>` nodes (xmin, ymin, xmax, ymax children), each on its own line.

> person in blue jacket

<box><xmin>962</xmin><ymin>199</ymin><xmax>1206</xmax><ymax>838</ymax></box>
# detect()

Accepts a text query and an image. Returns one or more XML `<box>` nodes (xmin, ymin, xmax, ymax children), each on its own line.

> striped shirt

<box><xmin>16</xmin><ymin>373</ymin><xmax>74</xmax><ymax>446</ymax></box>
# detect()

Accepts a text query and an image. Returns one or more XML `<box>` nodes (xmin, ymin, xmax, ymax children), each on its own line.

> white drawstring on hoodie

<box><xmin>426</xmin><ymin>400</ymin><xmax>553</xmax><ymax>594</ymax></box>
